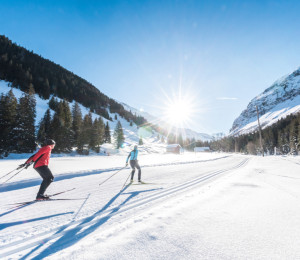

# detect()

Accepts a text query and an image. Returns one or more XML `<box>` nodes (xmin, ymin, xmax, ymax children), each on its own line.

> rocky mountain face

<box><xmin>230</xmin><ymin>67</ymin><xmax>300</xmax><ymax>136</ymax></box>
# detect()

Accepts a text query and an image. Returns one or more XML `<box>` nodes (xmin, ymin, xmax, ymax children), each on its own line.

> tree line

<box><xmin>0</xmin><ymin>88</ymin><xmax>117</xmax><ymax>157</ymax></box>
<box><xmin>209</xmin><ymin>111</ymin><xmax>300</xmax><ymax>155</ymax></box>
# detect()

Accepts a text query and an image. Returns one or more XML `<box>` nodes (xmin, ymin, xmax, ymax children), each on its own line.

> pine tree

<box><xmin>11</xmin><ymin>87</ymin><xmax>36</xmax><ymax>153</ymax></box>
<box><xmin>50</xmin><ymin>105</ymin><xmax>63</xmax><ymax>152</ymax></box>
<box><xmin>289</xmin><ymin>119</ymin><xmax>299</xmax><ymax>154</ymax></box>
<box><xmin>77</xmin><ymin>112</ymin><xmax>93</xmax><ymax>153</ymax></box>
<box><xmin>37</xmin><ymin>108</ymin><xmax>52</xmax><ymax>144</ymax></box>
<box><xmin>91</xmin><ymin>117</ymin><xmax>105</xmax><ymax>152</ymax></box>
<box><xmin>85</xmin><ymin>113</ymin><xmax>94</xmax><ymax>149</ymax></box>
<box><xmin>139</xmin><ymin>137</ymin><xmax>143</xmax><ymax>145</ymax></box>
<box><xmin>0</xmin><ymin>90</ymin><xmax>17</xmax><ymax>154</ymax></box>
<box><xmin>104</xmin><ymin>122</ymin><xmax>111</xmax><ymax>143</ymax></box>
<box><xmin>113</xmin><ymin>121</ymin><xmax>125</xmax><ymax>149</ymax></box>
<box><xmin>72</xmin><ymin>102</ymin><xmax>82</xmax><ymax>147</ymax></box>
<box><xmin>62</xmin><ymin>100</ymin><xmax>74</xmax><ymax>152</ymax></box>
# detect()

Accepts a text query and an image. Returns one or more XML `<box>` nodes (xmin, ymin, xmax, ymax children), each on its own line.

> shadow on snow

<box><xmin>21</xmin><ymin>186</ymin><xmax>160</xmax><ymax>259</ymax></box>
<box><xmin>0</xmin><ymin>212</ymin><xmax>73</xmax><ymax>230</ymax></box>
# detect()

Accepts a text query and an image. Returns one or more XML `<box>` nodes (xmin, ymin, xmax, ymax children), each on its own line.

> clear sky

<box><xmin>1</xmin><ymin>0</ymin><xmax>300</xmax><ymax>135</ymax></box>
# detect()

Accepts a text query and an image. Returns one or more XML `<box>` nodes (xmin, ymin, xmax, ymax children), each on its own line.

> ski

<box><xmin>48</xmin><ymin>187</ymin><xmax>76</xmax><ymax>198</ymax></box>
<box><xmin>8</xmin><ymin>188</ymin><xmax>76</xmax><ymax>206</ymax></box>
<box><xmin>9</xmin><ymin>198</ymin><xmax>85</xmax><ymax>210</ymax></box>
<box><xmin>131</xmin><ymin>182</ymin><xmax>157</xmax><ymax>185</ymax></box>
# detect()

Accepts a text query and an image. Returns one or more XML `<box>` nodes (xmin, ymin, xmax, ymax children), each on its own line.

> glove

<box><xmin>17</xmin><ymin>163</ymin><xmax>26</xmax><ymax>170</ymax></box>
<box><xmin>25</xmin><ymin>161</ymin><xmax>34</xmax><ymax>169</ymax></box>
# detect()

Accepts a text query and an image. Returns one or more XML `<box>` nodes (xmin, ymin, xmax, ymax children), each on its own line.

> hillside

<box><xmin>230</xmin><ymin>67</ymin><xmax>300</xmax><ymax>136</ymax></box>
<box><xmin>0</xmin><ymin>81</ymin><xmax>166</xmax><ymax>157</ymax></box>
<box><xmin>0</xmin><ymin>35</ymin><xmax>146</xmax><ymax>126</ymax></box>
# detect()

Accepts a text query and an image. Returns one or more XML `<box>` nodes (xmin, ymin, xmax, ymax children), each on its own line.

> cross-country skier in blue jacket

<box><xmin>126</xmin><ymin>145</ymin><xmax>142</xmax><ymax>182</ymax></box>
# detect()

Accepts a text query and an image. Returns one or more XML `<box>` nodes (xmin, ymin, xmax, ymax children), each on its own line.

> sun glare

<box><xmin>164</xmin><ymin>94</ymin><xmax>194</xmax><ymax>127</ymax></box>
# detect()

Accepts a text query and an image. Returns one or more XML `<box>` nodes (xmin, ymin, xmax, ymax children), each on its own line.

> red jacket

<box><xmin>26</xmin><ymin>145</ymin><xmax>53</xmax><ymax>168</ymax></box>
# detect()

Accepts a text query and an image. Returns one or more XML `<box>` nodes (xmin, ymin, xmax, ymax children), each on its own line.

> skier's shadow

<box><xmin>0</xmin><ymin>212</ymin><xmax>73</xmax><ymax>231</ymax></box>
<box><xmin>21</xmin><ymin>185</ymin><xmax>161</xmax><ymax>259</ymax></box>
<box><xmin>0</xmin><ymin>202</ymin><xmax>35</xmax><ymax>218</ymax></box>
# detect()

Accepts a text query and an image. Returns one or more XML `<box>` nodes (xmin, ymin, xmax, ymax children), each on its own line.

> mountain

<box><xmin>120</xmin><ymin>102</ymin><xmax>157</xmax><ymax>123</ymax></box>
<box><xmin>230</xmin><ymin>67</ymin><xmax>300</xmax><ymax>136</ymax></box>
<box><xmin>0</xmin><ymin>35</ymin><xmax>146</xmax><ymax>126</ymax></box>
<box><xmin>121</xmin><ymin>102</ymin><xmax>213</xmax><ymax>141</ymax></box>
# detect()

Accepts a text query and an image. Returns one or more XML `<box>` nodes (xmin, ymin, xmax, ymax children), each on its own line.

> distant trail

<box><xmin>0</xmin><ymin>157</ymin><xmax>249</xmax><ymax>258</ymax></box>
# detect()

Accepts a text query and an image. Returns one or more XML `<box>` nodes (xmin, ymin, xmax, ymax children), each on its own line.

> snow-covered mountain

<box><xmin>230</xmin><ymin>67</ymin><xmax>300</xmax><ymax>136</ymax></box>
<box><xmin>120</xmin><ymin>102</ymin><xmax>213</xmax><ymax>141</ymax></box>
<box><xmin>119</xmin><ymin>102</ymin><xmax>157</xmax><ymax>123</ymax></box>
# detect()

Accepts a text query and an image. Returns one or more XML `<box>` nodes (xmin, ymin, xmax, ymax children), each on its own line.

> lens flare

<box><xmin>164</xmin><ymin>96</ymin><xmax>193</xmax><ymax>126</ymax></box>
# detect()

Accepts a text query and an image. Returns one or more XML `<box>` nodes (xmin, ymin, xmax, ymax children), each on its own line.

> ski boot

<box><xmin>36</xmin><ymin>194</ymin><xmax>50</xmax><ymax>200</ymax></box>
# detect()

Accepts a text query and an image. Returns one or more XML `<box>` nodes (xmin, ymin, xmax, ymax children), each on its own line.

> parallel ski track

<box><xmin>0</xmin><ymin>157</ymin><xmax>249</xmax><ymax>258</ymax></box>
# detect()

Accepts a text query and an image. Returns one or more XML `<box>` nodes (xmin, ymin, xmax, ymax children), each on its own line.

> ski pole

<box><xmin>98</xmin><ymin>166</ymin><xmax>126</xmax><ymax>187</ymax></box>
<box><xmin>0</xmin><ymin>163</ymin><xmax>26</xmax><ymax>181</ymax></box>
<box><xmin>0</xmin><ymin>168</ymin><xmax>17</xmax><ymax>181</ymax></box>
<box><xmin>0</xmin><ymin>167</ymin><xmax>26</xmax><ymax>187</ymax></box>
<box><xmin>120</xmin><ymin>172</ymin><xmax>132</xmax><ymax>191</ymax></box>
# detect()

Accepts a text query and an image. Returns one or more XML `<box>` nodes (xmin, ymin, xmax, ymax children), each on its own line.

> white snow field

<box><xmin>1</xmin><ymin>153</ymin><xmax>300</xmax><ymax>259</ymax></box>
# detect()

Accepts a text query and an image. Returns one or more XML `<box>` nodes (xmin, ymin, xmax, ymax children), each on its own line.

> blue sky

<box><xmin>1</xmin><ymin>0</ymin><xmax>300</xmax><ymax>135</ymax></box>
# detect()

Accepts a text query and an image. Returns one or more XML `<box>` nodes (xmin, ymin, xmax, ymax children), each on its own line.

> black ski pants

<box><xmin>130</xmin><ymin>160</ymin><xmax>141</xmax><ymax>181</ymax></box>
<box><xmin>35</xmin><ymin>165</ymin><xmax>54</xmax><ymax>195</ymax></box>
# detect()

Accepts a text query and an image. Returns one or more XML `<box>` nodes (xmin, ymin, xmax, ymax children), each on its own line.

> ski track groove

<box><xmin>0</xmin><ymin>157</ymin><xmax>249</xmax><ymax>258</ymax></box>
<box><xmin>0</xmin><ymin>155</ymin><xmax>231</xmax><ymax>193</ymax></box>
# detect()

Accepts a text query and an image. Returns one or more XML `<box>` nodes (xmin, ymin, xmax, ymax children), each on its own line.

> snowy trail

<box><xmin>0</xmin><ymin>153</ymin><xmax>239</xmax><ymax>258</ymax></box>
<box><xmin>1</xmin><ymin>153</ymin><xmax>300</xmax><ymax>259</ymax></box>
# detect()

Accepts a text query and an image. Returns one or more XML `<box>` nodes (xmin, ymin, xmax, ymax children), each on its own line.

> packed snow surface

<box><xmin>1</xmin><ymin>152</ymin><xmax>300</xmax><ymax>259</ymax></box>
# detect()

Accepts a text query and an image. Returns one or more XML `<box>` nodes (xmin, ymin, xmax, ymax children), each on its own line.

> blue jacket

<box><xmin>126</xmin><ymin>150</ymin><xmax>138</xmax><ymax>163</ymax></box>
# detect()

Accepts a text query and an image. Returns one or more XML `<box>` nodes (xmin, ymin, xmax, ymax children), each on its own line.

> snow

<box><xmin>1</xmin><ymin>153</ymin><xmax>300</xmax><ymax>259</ymax></box>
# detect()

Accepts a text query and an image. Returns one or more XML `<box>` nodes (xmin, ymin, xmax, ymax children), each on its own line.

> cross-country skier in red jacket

<box><xmin>22</xmin><ymin>139</ymin><xmax>56</xmax><ymax>200</ymax></box>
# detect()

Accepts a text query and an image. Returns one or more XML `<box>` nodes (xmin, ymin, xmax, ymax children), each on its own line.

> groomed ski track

<box><xmin>0</xmin><ymin>155</ymin><xmax>249</xmax><ymax>259</ymax></box>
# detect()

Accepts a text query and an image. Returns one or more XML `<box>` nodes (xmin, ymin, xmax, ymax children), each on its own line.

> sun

<box><xmin>163</xmin><ymin>94</ymin><xmax>194</xmax><ymax>127</ymax></box>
